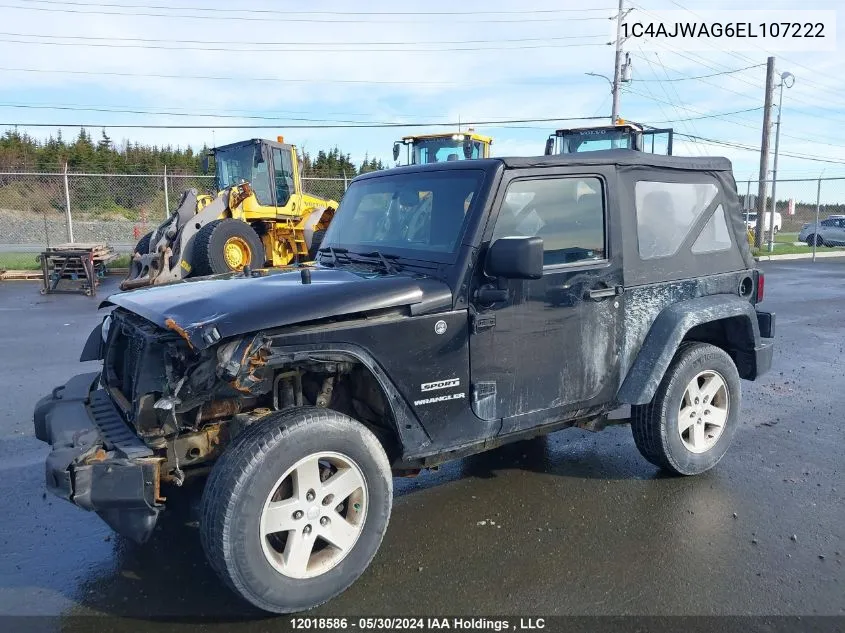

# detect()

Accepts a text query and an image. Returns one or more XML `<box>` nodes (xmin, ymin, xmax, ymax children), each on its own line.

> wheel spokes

<box><xmin>293</xmin><ymin>456</ymin><xmax>322</xmax><ymax>501</ymax></box>
<box><xmin>320</xmin><ymin>513</ymin><xmax>360</xmax><ymax>553</ymax></box>
<box><xmin>678</xmin><ymin>405</ymin><xmax>697</xmax><ymax>433</ymax></box>
<box><xmin>690</xmin><ymin>419</ymin><xmax>706</xmax><ymax>449</ymax></box>
<box><xmin>283</xmin><ymin>527</ymin><xmax>318</xmax><ymax>577</ymax></box>
<box><xmin>321</xmin><ymin>467</ymin><xmax>364</xmax><ymax>504</ymax></box>
<box><xmin>707</xmin><ymin>405</ymin><xmax>728</xmax><ymax>429</ymax></box>
<box><xmin>699</xmin><ymin>375</ymin><xmax>724</xmax><ymax>403</ymax></box>
<box><xmin>261</xmin><ymin>497</ymin><xmax>300</xmax><ymax>535</ymax></box>
<box><xmin>260</xmin><ymin>451</ymin><xmax>369</xmax><ymax>579</ymax></box>
<box><xmin>678</xmin><ymin>370</ymin><xmax>730</xmax><ymax>454</ymax></box>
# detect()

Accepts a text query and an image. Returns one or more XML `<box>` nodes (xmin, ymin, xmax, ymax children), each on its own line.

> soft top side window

<box><xmin>492</xmin><ymin>176</ymin><xmax>606</xmax><ymax>266</ymax></box>
<box><xmin>635</xmin><ymin>181</ymin><xmax>718</xmax><ymax>259</ymax></box>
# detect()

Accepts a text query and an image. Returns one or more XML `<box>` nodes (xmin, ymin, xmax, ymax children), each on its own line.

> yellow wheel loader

<box><xmin>122</xmin><ymin>137</ymin><xmax>337</xmax><ymax>290</ymax></box>
<box><xmin>392</xmin><ymin>130</ymin><xmax>492</xmax><ymax>165</ymax></box>
<box><xmin>544</xmin><ymin>120</ymin><xmax>674</xmax><ymax>155</ymax></box>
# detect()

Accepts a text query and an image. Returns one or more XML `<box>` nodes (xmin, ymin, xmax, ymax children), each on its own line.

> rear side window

<box><xmin>691</xmin><ymin>205</ymin><xmax>732</xmax><ymax>254</ymax></box>
<box><xmin>492</xmin><ymin>176</ymin><xmax>605</xmax><ymax>266</ymax></box>
<box><xmin>635</xmin><ymin>181</ymin><xmax>718</xmax><ymax>259</ymax></box>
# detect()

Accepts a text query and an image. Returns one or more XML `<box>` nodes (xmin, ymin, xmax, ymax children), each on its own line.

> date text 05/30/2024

<box><xmin>288</xmin><ymin>617</ymin><xmax>546</xmax><ymax>631</ymax></box>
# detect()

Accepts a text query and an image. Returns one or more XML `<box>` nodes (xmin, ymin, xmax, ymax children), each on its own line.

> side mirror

<box><xmin>544</xmin><ymin>137</ymin><xmax>555</xmax><ymax>156</ymax></box>
<box><xmin>201</xmin><ymin>154</ymin><xmax>210</xmax><ymax>174</ymax></box>
<box><xmin>393</xmin><ymin>142</ymin><xmax>401</xmax><ymax>162</ymax></box>
<box><xmin>463</xmin><ymin>137</ymin><xmax>474</xmax><ymax>159</ymax></box>
<box><xmin>485</xmin><ymin>236</ymin><xmax>543</xmax><ymax>280</ymax></box>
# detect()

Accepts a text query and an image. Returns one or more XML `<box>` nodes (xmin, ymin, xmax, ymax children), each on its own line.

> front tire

<box><xmin>631</xmin><ymin>342</ymin><xmax>741</xmax><ymax>476</ymax></box>
<box><xmin>200</xmin><ymin>408</ymin><xmax>392</xmax><ymax>613</ymax></box>
<box><xmin>192</xmin><ymin>219</ymin><xmax>264</xmax><ymax>276</ymax></box>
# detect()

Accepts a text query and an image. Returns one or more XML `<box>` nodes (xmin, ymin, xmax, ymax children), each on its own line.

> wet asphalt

<box><xmin>0</xmin><ymin>261</ymin><xmax>843</xmax><ymax>629</ymax></box>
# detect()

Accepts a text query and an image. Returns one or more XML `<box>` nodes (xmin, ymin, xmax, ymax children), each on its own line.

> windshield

<box><xmin>214</xmin><ymin>143</ymin><xmax>273</xmax><ymax>205</ymax></box>
<box><xmin>320</xmin><ymin>170</ymin><xmax>484</xmax><ymax>262</ymax></box>
<box><xmin>557</xmin><ymin>128</ymin><xmax>634</xmax><ymax>153</ymax></box>
<box><xmin>412</xmin><ymin>138</ymin><xmax>482</xmax><ymax>164</ymax></box>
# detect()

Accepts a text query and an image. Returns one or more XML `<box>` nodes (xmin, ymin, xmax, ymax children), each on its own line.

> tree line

<box><xmin>0</xmin><ymin>128</ymin><xmax>384</xmax><ymax>176</ymax></box>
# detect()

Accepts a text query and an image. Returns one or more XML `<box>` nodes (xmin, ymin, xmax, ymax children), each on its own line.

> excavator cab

<box><xmin>544</xmin><ymin>121</ymin><xmax>673</xmax><ymax>156</ymax></box>
<box><xmin>392</xmin><ymin>131</ymin><xmax>492</xmax><ymax>166</ymax></box>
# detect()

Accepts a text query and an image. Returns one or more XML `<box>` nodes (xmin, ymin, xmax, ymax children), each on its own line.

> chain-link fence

<box><xmin>737</xmin><ymin>177</ymin><xmax>845</xmax><ymax>235</ymax></box>
<box><xmin>2</xmin><ymin>169</ymin><xmax>843</xmax><ymax>254</ymax></box>
<box><xmin>0</xmin><ymin>170</ymin><xmax>349</xmax><ymax>252</ymax></box>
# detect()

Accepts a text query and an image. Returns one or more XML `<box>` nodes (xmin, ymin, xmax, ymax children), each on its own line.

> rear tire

<box><xmin>192</xmin><ymin>219</ymin><xmax>264</xmax><ymax>276</ymax></box>
<box><xmin>200</xmin><ymin>407</ymin><xmax>392</xmax><ymax>614</ymax></box>
<box><xmin>631</xmin><ymin>342</ymin><xmax>741</xmax><ymax>476</ymax></box>
<box><xmin>806</xmin><ymin>234</ymin><xmax>823</xmax><ymax>247</ymax></box>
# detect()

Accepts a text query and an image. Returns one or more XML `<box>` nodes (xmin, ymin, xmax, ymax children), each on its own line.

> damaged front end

<box><xmin>33</xmin><ymin>372</ymin><xmax>164</xmax><ymax>543</ymax></box>
<box><xmin>36</xmin><ymin>306</ymin><xmax>397</xmax><ymax>543</ymax></box>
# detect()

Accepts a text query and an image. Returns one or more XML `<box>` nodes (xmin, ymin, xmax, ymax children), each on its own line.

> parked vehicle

<box><xmin>35</xmin><ymin>150</ymin><xmax>774</xmax><ymax>613</ymax></box>
<box><xmin>392</xmin><ymin>130</ymin><xmax>493</xmax><ymax>165</ymax></box>
<box><xmin>799</xmin><ymin>216</ymin><xmax>845</xmax><ymax>246</ymax></box>
<box><xmin>744</xmin><ymin>211</ymin><xmax>782</xmax><ymax>233</ymax></box>
<box><xmin>544</xmin><ymin>120</ymin><xmax>674</xmax><ymax>155</ymax></box>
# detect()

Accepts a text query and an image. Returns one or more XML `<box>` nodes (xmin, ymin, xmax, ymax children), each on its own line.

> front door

<box><xmin>469</xmin><ymin>170</ymin><xmax>623</xmax><ymax>434</ymax></box>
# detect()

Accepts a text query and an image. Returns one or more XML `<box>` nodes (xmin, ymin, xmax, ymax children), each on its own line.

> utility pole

<box><xmin>767</xmin><ymin>71</ymin><xmax>794</xmax><ymax>252</ymax></box>
<box><xmin>754</xmin><ymin>56</ymin><xmax>775</xmax><ymax>249</ymax></box>
<box><xmin>611</xmin><ymin>0</ymin><xmax>625</xmax><ymax>123</ymax></box>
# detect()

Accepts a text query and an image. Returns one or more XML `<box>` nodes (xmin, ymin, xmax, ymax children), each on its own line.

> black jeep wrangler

<box><xmin>34</xmin><ymin>151</ymin><xmax>774</xmax><ymax>613</ymax></box>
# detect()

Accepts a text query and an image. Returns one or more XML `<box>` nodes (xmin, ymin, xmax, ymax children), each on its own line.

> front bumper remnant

<box><xmin>33</xmin><ymin>372</ymin><xmax>163</xmax><ymax>543</ymax></box>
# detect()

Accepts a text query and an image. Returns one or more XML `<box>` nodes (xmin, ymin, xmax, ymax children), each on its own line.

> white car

<box><xmin>744</xmin><ymin>211</ymin><xmax>782</xmax><ymax>233</ymax></box>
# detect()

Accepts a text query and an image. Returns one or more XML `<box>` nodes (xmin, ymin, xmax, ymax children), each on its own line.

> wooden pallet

<box><xmin>0</xmin><ymin>269</ymin><xmax>43</xmax><ymax>281</ymax></box>
<box><xmin>50</xmin><ymin>243</ymin><xmax>118</xmax><ymax>264</ymax></box>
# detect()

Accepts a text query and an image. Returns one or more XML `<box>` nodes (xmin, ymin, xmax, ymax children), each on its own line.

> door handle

<box><xmin>587</xmin><ymin>285</ymin><xmax>623</xmax><ymax>301</ymax></box>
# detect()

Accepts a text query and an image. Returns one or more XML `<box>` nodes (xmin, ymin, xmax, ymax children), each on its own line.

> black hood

<box><xmin>104</xmin><ymin>268</ymin><xmax>452</xmax><ymax>350</ymax></box>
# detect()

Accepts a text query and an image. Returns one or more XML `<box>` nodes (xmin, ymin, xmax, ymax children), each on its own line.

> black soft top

<box><xmin>499</xmin><ymin>150</ymin><xmax>733</xmax><ymax>172</ymax></box>
<box><xmin>355</xmin><ymin>150</ymin><xmax>733</xmax><ymax>181</ymax></box>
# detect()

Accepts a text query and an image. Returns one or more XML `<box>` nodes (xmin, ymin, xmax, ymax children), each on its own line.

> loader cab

<box><xmin>212</xmin><ymin>138</ymin><xmax>297</xmax><ymax>211</ymax></box>
<box><xmin>545</xmin><ymin>122</ymin><xmax>673</xmax><ymax>156</ymax></box>
<box><xmin>393</xmin><ymin>131</ymin><xmax>493</xmax><ymax>166</ymax></box>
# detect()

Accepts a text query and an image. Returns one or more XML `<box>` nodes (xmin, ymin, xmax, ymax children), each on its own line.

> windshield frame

<box><xmin>318</xmin><ymin>167</ymin><xmax>490</xmax><ymax>266</ymax></box>
<box><xmin>213</xmin><ymin>141</ymin><xmax>274</xmax><ymax>205</ymax></box>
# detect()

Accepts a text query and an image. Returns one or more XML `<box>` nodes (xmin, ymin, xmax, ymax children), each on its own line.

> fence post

<box><xmin>63</xmin><ymin>162</ymin><xmax>74</xmax><ymax>243</ymax></box>
<box><xmin>163</xmin><ymin>164</ymin><xmax>170</xmax><ymax>219</ymax></box>
<box><xmin>812</xmin><ymin>177</ymin><xmax>822</xmax><ymax>262</ymax></box>
<box><xmin>744</xmin><ymin>179</ymin><xmax>751</xmax><ymax>229</ymax></box>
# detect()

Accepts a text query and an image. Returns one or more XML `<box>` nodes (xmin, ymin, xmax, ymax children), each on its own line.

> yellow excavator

<box><xmin>392</xmin><ymin>130</ymin><xmax>493</xmax><ymax>165</ymax></box>
<box><xmin>122</xmin><ymin>137</ymin><xmax>337</xmax><ymax>290</ymax></box>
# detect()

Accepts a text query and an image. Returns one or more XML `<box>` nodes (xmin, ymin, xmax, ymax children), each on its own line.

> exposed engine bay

<box><xmin>103</xmin><ymin>309</ymin><xmax>396</xmax><ymax>487</ymax></box>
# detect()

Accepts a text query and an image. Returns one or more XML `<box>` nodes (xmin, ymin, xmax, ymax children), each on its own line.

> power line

<box><xmin>634</xmin><ymin>64</ymin><xmax>764</xmax><ymax>81</ymax></box>
<box><xmin>0</xmin><ymin>115</ymin><xmax>611</xmax><ymax>130</ymax></box>
<box><xmin>0</xmin><ymin>3</ymin><xmax>614</xmax><ymax>23</ymax></box>
<box><xmin>0</xmin><ymin>31</ymin><xmax>607</xmax><ymax>47</ymax></box>
<box><xmin>675</xmin><ymin>133</ymin><xmax>845</xmax><ymax>166</ymax></box>
<box><xmin>627</xmin><ymin>87</ymin><xmax>845</xmax><ymax>148</ymax></box>
<box><xmin>16</xmin><ymin>0</ymin><xmax>617</xmax><ymax>15</ymax></box>
<box><xmin>16</xmin><ymin>100</ymin><xmax>751</xmax><ymax>126</ymax></box>
<box><xmin>0</xmin><ymin>37</ymin><xmax>608</xmax><ymax>53</ymax></box>
<box><xmin>647</xmin><ymin>106</ymin><xmax>765</xmax><ymax>123</ymax></box>
<box><xmin>0</xmin><ymin>66</ymin><xmax>587</xmax><ymax>88</ymax></box>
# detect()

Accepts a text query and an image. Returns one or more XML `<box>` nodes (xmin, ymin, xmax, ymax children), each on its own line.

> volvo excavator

<box><xmin>122</xmin><ymin>137</ymin><xmax>337</xmax><ymax>290</ymax></box>
<box><xmin>392</xmin><ymin>130</ymin><xmax>493</xmax><ymax>165</ymax></box>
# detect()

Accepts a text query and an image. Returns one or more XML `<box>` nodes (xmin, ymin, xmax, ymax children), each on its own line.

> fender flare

<box><xmin>616</xmin><ymin>295</ymin><xmax>760</xmax><ymax>405</ymax></box>
<box><xmin>259</xmin><ymin>341</ymin><xmax>432</xmax><ymax>458</ymax></box>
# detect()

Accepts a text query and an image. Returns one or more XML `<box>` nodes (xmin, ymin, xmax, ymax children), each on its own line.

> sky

<box><xmin>1</xmin><ymin>0</ymin><xmax>844</xmax><ymax>202</ymax></box>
